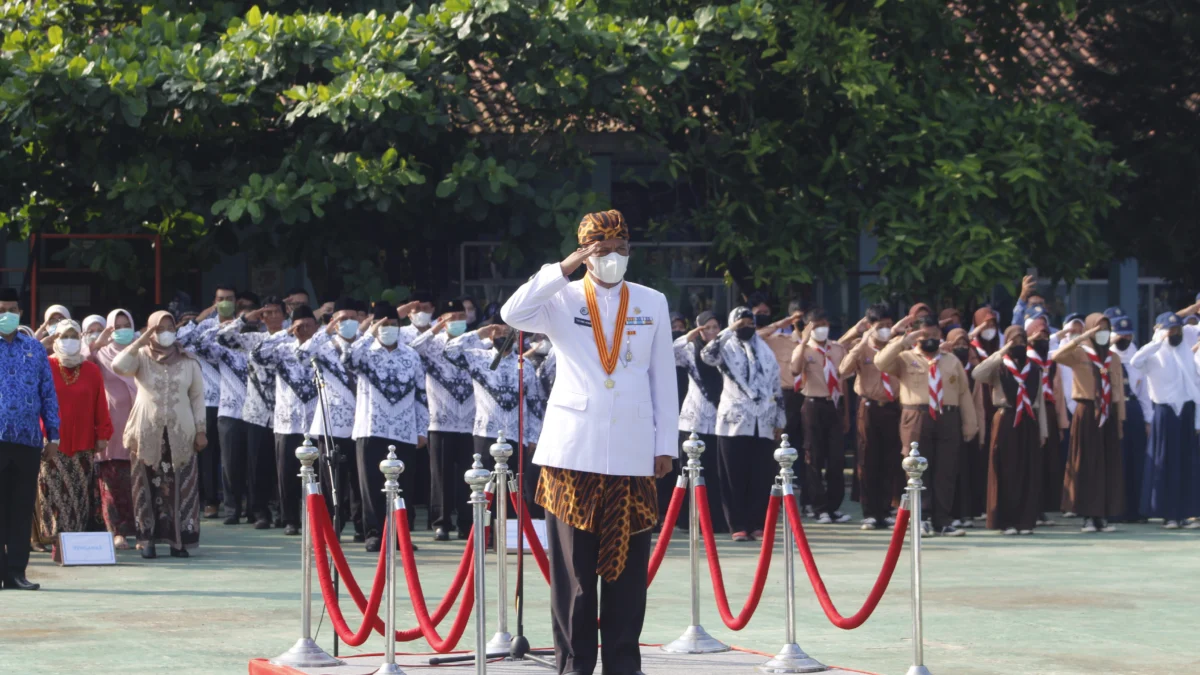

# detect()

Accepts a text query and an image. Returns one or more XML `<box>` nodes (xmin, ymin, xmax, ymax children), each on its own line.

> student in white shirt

<box><xmin>1110</xmin><ymin>314</ymin><xmax>1152</xmax><ymax>523</ymax></box>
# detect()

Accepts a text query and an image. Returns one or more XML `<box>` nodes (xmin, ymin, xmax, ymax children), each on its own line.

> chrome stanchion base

<box><xmin>373</xmin><ymin>662</ymin><xmax>408</xmax><ymax>675</ymax></box>
<box><xmin>662</xmin><ymin>624</ymin><xmax>730</xmax><ymax>654</ymax></box>
<box><xmin>905</xmin><ymin>667</ymin><xmax>933</xmax><ymax>675</ymax></box>
<box><xmin>757</xmin><ymin>643</ymin><xmax>827</xmax><ymax>673</ymax></box>
<box><xmin>270</xmin><ymin>637</ymin><xmax>345</xmax><ymax>668</ymax></box>
<box><xmin>487</xmin><ymin>630</ymin><xmax>513</xmax><ymax>653</ymax></box>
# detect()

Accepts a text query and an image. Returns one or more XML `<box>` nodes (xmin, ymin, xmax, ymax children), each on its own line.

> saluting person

<box><xmin>673</xmin><ymin>311</ymin><xmax>727</xmax><ymax>532</ymax></box>
<box><xmin>1111</xmin><ymin>314</ymin><xmax>1152</xmax><ymax>523</ymax></box>
<box><xmin>502</xmin><ymin>210</ymin><xmax>677</xmax><ymax>675</ymax></box>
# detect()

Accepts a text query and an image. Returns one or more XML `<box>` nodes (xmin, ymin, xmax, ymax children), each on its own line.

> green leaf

<box><xmin>247</xmin><ymin>202</ymin><xmax>263</xmax><ymax>223</ymax></box>
<box><xmin>436</xmin><ymin>179</ymin><xmax>458</xmax><ymax>199</ymax></box>
<box><xmin>247</xmin><ymin>6</ymin><xmax>263</xmax><ymax>27</ymax></box>
<box><xmin>66</xmin><ymin>55</ymin><xmax>88</xmax><ymax>79</ymax></box>
<box><xmin>47</xmin><ymin>26</ymin><xmax>63</xmax><ymax>48</ymax></box>
<box><xmin>228</xmin><ymin>200</ymin><xmax>246</xmax><ymax>222</ymax></box>
<box><xmin>382</xmin><ymin>148</ymin><xmax>398</xmax><ymax>169</ymax></box>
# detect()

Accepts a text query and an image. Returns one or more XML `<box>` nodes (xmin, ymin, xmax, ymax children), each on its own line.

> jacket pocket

<box><xmin>550</xmin><ymin>390</ymin><xmax>588</xmax><ymax>412</ymax></box>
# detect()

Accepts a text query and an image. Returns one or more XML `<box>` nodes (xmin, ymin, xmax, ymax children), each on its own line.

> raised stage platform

<box><xmin>248</xmin><ymin>646</ymin><xmax>880</xmax><ymax>675</ymax></box>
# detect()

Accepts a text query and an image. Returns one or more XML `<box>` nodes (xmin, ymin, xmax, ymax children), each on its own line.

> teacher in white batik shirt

<box><xmin>502</xmin><ymin>209</ymin><xmax>677</xmax><ymax>675</ymax></box>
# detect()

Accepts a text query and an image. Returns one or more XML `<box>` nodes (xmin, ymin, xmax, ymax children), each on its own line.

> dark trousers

<box><xmin>802</xmin><ymin>397</ymin><xmax>846</xmax><ymax>515</ymax></box>
<box><xmin>0</xmin><ymin>443</ymin><xmax>40</xmax><ymax>576</ymax></box>
<box><xmin>546</xmin><ymin>511</ymin><xmax>650</xmax><ymax>675</ymax></box>
<box><xmin>782</xmin><ymin>388</ymin><xmax>810</xmax><ymax>505</ymax></box>
<box><xmin>429</xmin><ymin>431</ymin><xmax>475</xmax><ymax>533</ymax></box>
<box><xmin>322</xmin><ymin>436</ymin><xmax>362</xmax><ymax>537</ymax></box>
<box><xmin>899</xmin><ymin>406</ymin><xmax>962</xmax><ymax>529</ymax></box>
<box><xmin>218</xmin><ymin>416</ymin><xmax>248</xmax><ymax>517</ymax></box>
<box><xmin>198</xmin><ymin>406</ymin><xmax>222</xmax><ymax>507</ymax></box>
<box><xmin>275</xmin><ymin>432</ymin><xmax>306</xmax><ymax>529</ymax></box>
<box><xmin>246</xmin><ymin>423</ymin><xmax>276</xmax><ymax>521</ymax></box>
<box><xmin>677</xmin><ymin>431</ymin><xmax>726</xmax><ymax>533</ymax></box>
<box><xmin>716</xmin><ymin>433</ymin><xmax>775</xmax><ymax>534</ymax></box>
<box><xmin>357</xmin><ymin>437</ymin><xmax>416</xmax><ymax>538</ymax></box>
<box><xmin>857</xmin><ymin>399</ymin><xmax>901</xmax><ymax>522</ymax></box>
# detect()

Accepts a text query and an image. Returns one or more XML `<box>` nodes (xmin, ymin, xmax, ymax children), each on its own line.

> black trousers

<box><xmin>218</xmin><ymin>416</ymin><xmax>248</xmax><ymax>517</ymax></box>
<box><xmin>0</xmin><ymin>443</ymin><xmax>40</xmax><ymax>576</ymax></box>
<box><xmin>803</xmin><ymin>397</ymin><xmax>846</xmax><ymax>515</ymax></box>
<box><xmin>246</xmin><ymin>422</ymin><xmax>276</xmax><ymax>521</ymax></box>
<box><xmin>900</xmin><ymin>407</ymin><xmax>962</xmax><ymax>529</ymax></box>
<box><xmin>275</xmin><ymin>432</ymin><xmax>307</xmax><ymax>529</ymax></box>
<box><xmin>676</xmin><ymin>431</ymin><xmax>726</xmax><ymax>533</ymax></box>
<box><xmin>782</xmin><ymin>388</ymin><xmax>810</xmax><ymax>505</ymax></box>
<box><xmin>198</xmin><ymin>406</ymin><xmax>222</xmax><ymax>508</ymax></box>
<box><xmin>429</xmin><ymin>431</ymin><xmax>475</xmax><ymax>532</ymax></box>
<box><xmin>857</xmin><ymin>399</ymin><xmax>901</xmax><ymax>522</ymax></box>
<box><xmin>716</xmin><ymin>433</ymin><xmax>775</xmax><ymax>534</ymax></box>
<box><xmin>546</xmin><ymin>511</ymin><xmax>650</xmax><ymax>675</ymax></box>
<box><xmin>357</xmin><ymin>437</ymin><xmax>416</xmax><ymax>538</ymax></box>
<box><xmin>322</xmin><ymin>436</ymin><xmax>362</xmax><ymax>537</ymax></box>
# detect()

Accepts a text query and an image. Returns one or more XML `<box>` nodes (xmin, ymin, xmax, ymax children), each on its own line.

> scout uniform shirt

<box><xmin>500</xmin><ymin>264</ymin><xmax>679</xmax><ymax>477</ymax></box>
<box><xmin>794</xmin><ymin>338</ymin><xmax>848</xmax><ymax>399</ymax></box>
<box><xmin>874</xmin><ymin>339</ymin><xmax>979</xmax><ymax>441</ymax></box>
<box><xmin>1051</xmin><ymin>336</ymin><xmax>1126</xmax><ymax>426</ymax></box>
<box><xmin>839</xmin><ymin>337</ymin><xmax>891</xmax><ymax>403</ymax></box>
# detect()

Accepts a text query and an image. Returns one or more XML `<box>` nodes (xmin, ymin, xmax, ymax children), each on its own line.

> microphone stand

<box><xmin>310</xmin><ymin>354</ymin><xmax>342</xmax><ymax>657</ymax></box>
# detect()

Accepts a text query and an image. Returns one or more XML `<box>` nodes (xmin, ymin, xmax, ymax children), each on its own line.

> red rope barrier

<box><xmin>784</xmin><ymin>494</ymin><xmax>910</xmax><ymax>630</ymax></box>
<box><xmin>310</xmin><ymin>495</ymin><xmax>387</xmax><ymax>646</ymax></box>
<box><xmin>509</xmin><ymin>492</ymin><xmax>551</xmax><ymax>585</ymax></box>
<box><xmin>646</xmin><ymin>484</ymin><xmax>686</xmax><ymax>587</ymax></box>
<box><xmin>396</xmin><ymin>504</ymin><xmax>477</xmax><ymax>653</ymax></box>
<box><xmin>694</xmin><ymin>486</ymin><xmax>779</xmax><ymax>630</ymax></box>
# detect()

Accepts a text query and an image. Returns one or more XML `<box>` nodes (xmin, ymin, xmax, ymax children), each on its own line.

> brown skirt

<box><xmin>986</xmin><ymin>408</ymin><xmax>1043</xmax><ymax>531</ymax></box>
<box><xmin>36</xmin><ymin>451</ymin><xmax>93</xmax><ymax>546</ymax></box>
<box><xmin>133</xmin><ymin>431</ymin><xmax>200</xmax><ymax>550</ymax></box>
<box><xmin>1061</xmin><ymin>401</ymin><xmax>1125</xmax><ymax>517</ymax></box>
<box><xmin>95</xmin><ymin>460</ymin><xmax>137</xmax><ymax>538</ymax></box>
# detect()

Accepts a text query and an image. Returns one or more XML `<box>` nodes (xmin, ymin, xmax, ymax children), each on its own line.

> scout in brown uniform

<box><xmin>838</xmin><ymin>304</ymin><xmax>901</xmax><ymax>530</ymax></box>
<box><xmin>972</xmin><ymin>325</ymin><xmax>1047</xmax><ymax>535</ymax></box>
<box><xmin>1025</xmin><ymin>316</ymin><xmax>1068</xmax><ymax>524</ymax></box>
<box><xmin>875</xmin><ymin>316</ymin><xmax>979</xmax><ymax>536</ymax></box>
<box><xmin>1052</xmin><ymin>313</ymin><xmax>1126</xmax><ymax>533</ymax></box>
<box><xmin>967</xmin><ymin>307</ymin><xmax>1001</xmax><ymax>520</ymax></box>
<box><xmin>790</xmin><ymin>309</ymin><xmax>850</xmax><ymax>524</ymax></box>
<box><xmin>945</xmin><ymin>327</ymin><xmax>981</xmax><ymax>528</ymax></box>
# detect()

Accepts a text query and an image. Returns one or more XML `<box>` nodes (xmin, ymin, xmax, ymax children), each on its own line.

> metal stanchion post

<box><xmin>487</xmin><ymin>433</ymin><xmax>513</xmax><ymax>653</ymax></box>
<box><xmin>903</xmin><ymin>442</ymin><xmax>932</xmax><ymax>675</ymax></box>
<box><xmin>759</xmin><ymin>434</ymin><xmax>827</xmax><ymax>674</ymax></box>
<box><xmin>271</xmin><ymin>438</ymin><xmax>345</xmax><ymax>668</ymax></box>
<box><xmin>374</xmin><ymin>446</ymin><xmax>407</xmax><ymax>675</ymax></box>
<box><xmin>663</xmin><ymin>431</ymin><xmax>730</xmax><ymax>654</ymax></box>
<box><xmin>465</xmin><ymin>454</ymin><xmax>492</xmax><ymax>675</ymax></box>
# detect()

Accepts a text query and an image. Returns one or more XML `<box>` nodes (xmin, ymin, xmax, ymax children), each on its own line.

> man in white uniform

<box><xmin>502</xmin><ymin>209</ymin><xmax>677</xmax><ymax>675</ymax></box>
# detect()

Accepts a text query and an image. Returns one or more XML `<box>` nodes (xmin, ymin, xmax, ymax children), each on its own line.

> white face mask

<box><xmin>156</xmin><ymin>331</ymin><xmax>177</xmax><ymax>348</ymax></box>
<box><xmin>811</xmin><ymin>326</ymin><xmax>830</xmax><ymax>343</ymax></box>
<box><xmin>874</xmin><ymin>327</ymin><xmax>892</xmax><ymax>341</ymax></box>
<box><xmin>981</xmin><ymin>327</ymin><xmax>997</xmax><ymax>341</ymax></box>
<box><xmin>590</xmin><ymin>251</ymin><xmax>629</xmax><ymax>285</ymax></box>
<box><xmin>1094</xmin><ymin>330</ymin><xmax>1111</xmax><ymax>346</ymax></box>
<box><xmin>411</xmin><ymin>311</ymin><xmax>432</xmax><ymax>328</ymax></box>
<box><xmin>338</xmin><ymin>320</ymin><xmax>360</xmax><ymax>339</ymax></box>
<box><xmin>58</xmin><ymin>338</ymin><xmax>81</xmax><ymax>355</ymax></box>
<box><xmin>378</xmin><ymin>326</ymin><xmax>400</xmax><ymax>347</ymax></box>
<box><xmin>447</xmin><ymin>320</ymin><xmax>468</xmax><ymax>337</ymax></box>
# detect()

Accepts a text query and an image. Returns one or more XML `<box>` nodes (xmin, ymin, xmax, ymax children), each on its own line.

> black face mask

<box><xmin>1169</xmin><ymin>333</ymin><xmax>1184</xmax><ymax>347</ymax></box>
<box><xmin>919</xmin><ymin>338</ymin><xmax>940</xmax><ymax>354</ymax></box>
<box><xmin>736</xmin><ymin>326</ymin><xmax>756</xmax><ymax>341</ymax></box>
<box><xmin>1009</xmin><ymin>342</ymin><xmax>1026</xmax><ymax>354</ymax></box>
<box><xmin>1032</xmin><ymin>339</ymin><xmax>1050</xmax><ymax>358</ymax></box>
<box><xmin>754</xmin><ymin>314</ymin><xmax>772</xmax><ymax>328</ymax></box>
<box><xmin>1115</xmin><ymin>337</ymin><xmax>1131</xmax><ymax>351</ymax></box>
<box><xmin>952</xmin><ymin>347</ymin><xmax>970</xmax><ymax>365</ymax></box>
<box><xmin>672</xmin><ymin>330</ymin><xmax>686</xmax><ymax>341</ymax></box>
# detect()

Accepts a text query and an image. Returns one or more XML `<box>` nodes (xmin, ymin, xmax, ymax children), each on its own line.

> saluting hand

<box><xmin>92</xmin><ymin>326</ymin><xmax>115</xmax><ymax>350</ymax></box>
<box><xmin>560</xmin><ymin>242</ymin><xmax>602</xmax><ymax>278</ymax></box>
<box><xmin>396</xmin><ymin>301</ymin><xmax>420</xmax><ymax>319</ymax></box>
<box><xmin>853</xmin><ymin>316</ymin><xmax>871</xmax><ymax>335</ymax></box>
<box><xmin>893</xmin><ymin>315</ymin><xmax>914</xmax><ymax>334</ymax></box>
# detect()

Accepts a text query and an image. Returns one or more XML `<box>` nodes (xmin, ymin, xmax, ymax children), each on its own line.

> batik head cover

<box><xmin>577</xmin><ymin>210</ymin><xmax>629</xmax><ymax>245</ymax></box>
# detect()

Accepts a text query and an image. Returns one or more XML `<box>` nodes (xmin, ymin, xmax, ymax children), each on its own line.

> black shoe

<box><xmin>457</xmin><ymin>529</ymin><xmax>470</xmax><ymax>540</ymax></box>
<box><xmin>353</xmin><ymin>533</ymin><xmax>366</xmax><ymax>543</ymax></box>
<box><xmin>223</xmin><ymin>515</ymin><xmax>241</xmax><ymax>525</ymax></box>
<box><xmin>434</xmin><ymin>528</ymin><xmax>450</xmax><ymax>541</ymax></box>
<box><xmin>365</xmin><ymin>537</ymin><xmax>381</xmax><ymax>553</ymax></box>
<box><xmin>284</xmin><ymin>524</ymin><xmax>300</xmax><ymax>536</ymax></box>
<box><xmin>3</xmin><ymin>574</ymin><xmax>40</xmax><ymax>591</ymax></box>
<box><xmin>254</xmin><ymin>518</ymin><xmax>272</xmax><ymax>530</ymax></box>
<box><xmin>141</xmin><ymin>543</ymin><xmax>158</xmax><ymax>559</ymax></box>
<box><xmin>169</xmin><ymin>547</ymin><xmax>190</xmax><ymax>558</ymax></box>
<box><xmin>273</xmin><ymin>518</ymin><xmax>284</xmax><ymax>528</ymax></box>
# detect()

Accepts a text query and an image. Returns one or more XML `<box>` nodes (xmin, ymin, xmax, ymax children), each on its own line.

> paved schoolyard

<box><xmin>3</xmin><ymin>506</ymin><xmax>1197</xmax><ymax>675</ymax></box>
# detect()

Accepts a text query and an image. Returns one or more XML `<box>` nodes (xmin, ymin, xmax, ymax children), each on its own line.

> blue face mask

<box><xmin>0</xmin><ymin>312</ymin><xmax>18</xmax><ymax>335</ymax></box>
<box><xmin>447</xmin><ymin>320</ymin><xmax>468</xmax><ymax>337</ymax></box>
<box><xmin>337</xmin><ymin>320</ymin><xmax>360</xmax><ymax>340</ymax></box>
<box><xmin>47</xmin><ymin>322</ymin><xmax>58</xmax><ymax>335</ymax></box>
<box><xmin>113</xmin><ymin>328</ymin><xmax>136</xmax><ymax>345</ymax></box>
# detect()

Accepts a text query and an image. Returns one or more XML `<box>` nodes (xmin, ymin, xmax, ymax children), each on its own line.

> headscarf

<box><xmin>578</xmin><ymin>210</ymin><xmax>629</xmax><ymax>244</ymax></box>
<box><xmin>946</xmin><ymin>328</ymin><xmax>968</xmax><ymax>348</ymax></box>
<box><xmin>144</xmin><ymin>310</ymin><xmax>186</xmax><ymax>365</ymax></box>
<box><xmin>82</xmin><ymin>315</ymin><xmax>106</xmax><ymax>333</ymax></box>
<box><xmin>52</xmin><ymin>319</ymin><xmax>85</xmax><ymax>368</ymax></box>
<box><xmin>91</xmin><ymin>308</ymin><xmax>138</xmax><ymax>403</ymax></box>
<box><xmin>728</xmin><ymin>306</ymin><xmax>753</xmax><ymax>327</ymax></box>
<box><xmin>1084</xmin><ymin>313</ymin><xmax>1110</xmax><ymax>357</ymax></box>
<box><xmin>938</xmin><ymin>308</ymin><xmax>961</xmax><ymax>329</ymax></box>
<box><xmin>973</xmin><ymin>307</ymin><xmax>996</xmax><ymax>329</ymax></box>
<box><xmin>692</xmin><ymin>310</ymin><xmax>723</xmax><ymax>405</ymax></box>
<box><xmin>908</xmin><ymin>303</ymin><xmax>932</xmax><ymax>319</ymax></box>
<box><xmin>44</xmin><ymin>304</ymin><xmax>71</xmax><ymax>324</ymax></box>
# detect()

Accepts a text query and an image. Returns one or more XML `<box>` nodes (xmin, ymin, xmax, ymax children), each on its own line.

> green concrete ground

<box><xmin>3</xmin><ymin>507</ymin><xmax>1198</xmax><ymax>675</ymax></box>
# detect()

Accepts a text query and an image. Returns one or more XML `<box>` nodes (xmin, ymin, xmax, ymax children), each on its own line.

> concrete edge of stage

<box><xmin>248</xmin><ymin>645</ymin><xmax>882</xmax><ymax>675</ymax></box>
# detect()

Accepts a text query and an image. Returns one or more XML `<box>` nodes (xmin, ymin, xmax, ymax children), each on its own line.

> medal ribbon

<box><xmin>583</xmin><ymin>274</ymin><xmax>630</xmax><ymax>376</ymax></box>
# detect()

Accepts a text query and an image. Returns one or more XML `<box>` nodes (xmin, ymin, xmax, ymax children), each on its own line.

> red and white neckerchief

<box><xmin>793</xmin><ymin>373</ymin><xmax>803</xmax><ymax>393</ymax></box>
<box><xmin>1026</xmin><ymin>347</ymin><xmax>1055</xmax><ymax>406</ymax></box>
<box><xmin>970</xmin><ymin>339</ymin><xmax>990</xmax><ymax>360</ymax></box>
<box><xmin>926</xmin><ymin>354</ymin><xmax>943</xmax><ymax>419</ymax></box>
<box><xmin>1002</xmin><ymin>353</ymin><xmax>1035</xmax><ymax>426</ymax></box>
<box><xmin>815</xmin><ymin>342</ymin><xmax>841</xmax><ymax>405</ymax></box>
<box><xmin>880</xmin><ymin>371</ymin><xmax>895</xmax><ymax>402</ymax></box>
<box><xmin>1080</xmin><ymin>344</ymin><xmax>1112</xmax><ymax>426</ymax></box>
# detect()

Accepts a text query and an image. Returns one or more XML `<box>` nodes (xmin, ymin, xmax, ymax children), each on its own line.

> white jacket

<box><xmin>501</xmin><ymin>264</ymin><xmax>679</xmax><ymax>476</ymax></box>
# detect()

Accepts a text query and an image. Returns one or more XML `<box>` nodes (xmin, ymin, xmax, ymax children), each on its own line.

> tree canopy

<box><xmin>0</xmin><ymin>0</ymin><xmax>1126</xmax><ymax>305</ymax></box>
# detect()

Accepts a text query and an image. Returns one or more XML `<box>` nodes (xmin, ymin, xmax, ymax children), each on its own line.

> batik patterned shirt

<box><xmin>408</xmin><ymin>330</ymin><xmax>476</xmax><ymax>434</ymax></box>
<box><xmin>342</xmin><ymin>335</ymin><xmax>429</xmax><ymax>444</ymax></box>
<box><xmin>0</xmin><ymin>333</ymin><xmax>60</xmax><ymax>447</ymax></box>
<box><xmin>445</xmin><ymin>332</ymin><xmax>544</xmax><ymax>444</ymax></box>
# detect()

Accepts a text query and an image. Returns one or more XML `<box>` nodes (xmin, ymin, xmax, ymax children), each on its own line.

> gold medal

<box><xmin>605</xmin><ymin>378</ymin><xmax>615</xmax><ymax>389</ymax></box>
<box><xmin>625</xmin><ymin>349</ymin><xmax>633</xmax><ymax>362</ymax></box>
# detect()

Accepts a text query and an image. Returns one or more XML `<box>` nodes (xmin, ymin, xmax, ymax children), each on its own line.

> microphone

<box><xmin>491</xmin><ymin>330</ymin><xmax>517</xmax><ymax>370</ymax></box>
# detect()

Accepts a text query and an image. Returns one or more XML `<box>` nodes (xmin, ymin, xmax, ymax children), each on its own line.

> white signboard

<box><xmin>506</xmin><ymin>519</ymin><xmax>547</xmax><ymax>554</ymax></box>
<box><xmin>58</xmin><ymin>532</ymin><xmax>117</xmax><ymax>566</ymax></box>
